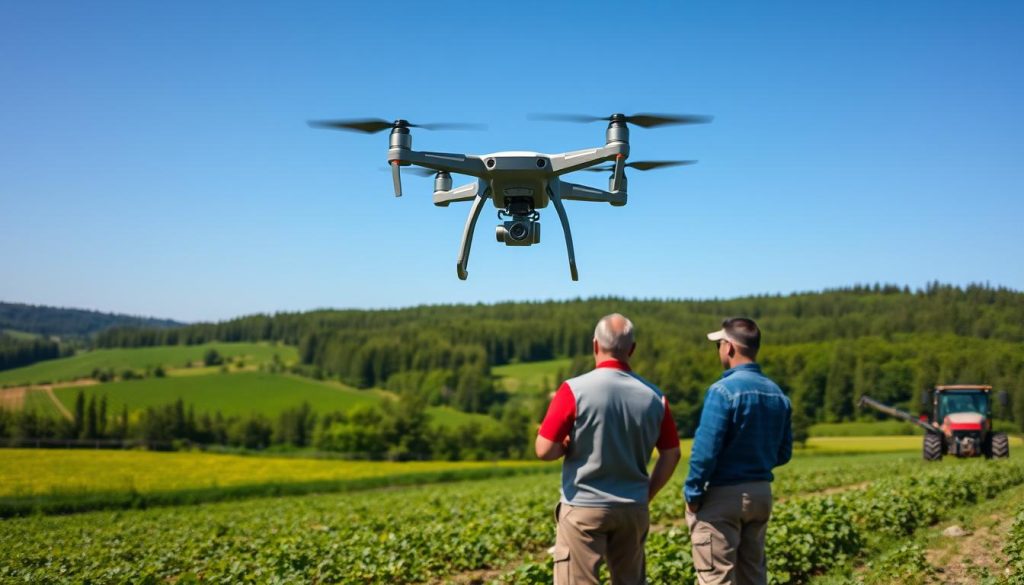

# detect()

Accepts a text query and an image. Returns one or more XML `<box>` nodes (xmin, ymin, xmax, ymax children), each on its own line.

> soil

<box><xmin>925</xmin><ymin>512</ymin><xmax>1012</xmax><ymax>583</ymax></box>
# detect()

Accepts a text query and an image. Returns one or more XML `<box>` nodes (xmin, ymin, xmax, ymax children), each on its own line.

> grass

<box><xmin>425</xmin><ymin>405</ymin><xmax>503</xmax><ymax>430</ymax></box>
<box><xmin>21</xmin><ymin>388</ymin><xmax>61</xmax><ymax>414</ymax></box>
<box><xmin>0</xmin><ymin>342</ymin><xmax>298</xmax><ymax>387</ymax></box>
<box><xmin>49</xmin><ymin>371</ymin><xmax>497</xmax><ymax>430</ymax></box>
<box><xmin>1</xmin><ymin>329</ymin><xmax>41</xmax><ymax>341</ymax></box>
<box><xmin>801</xmin><ymin>434</ymin><xmax>1023</xmax><ymax>454</ymax></box>
<box><xmin>810</xmin><ymin>420</ymin><xmax>924</xmax><ymax>437</ymax></box>
<box><xmin>0</xmin><ymin>449</ymin><xmax>551</xmax><ymax>517</ymax></box>
<box><xmin>493</xmin><ymin>358</ymin><xmax>571</xmax><ymax>393</ymax></box>
<box><xmin>52</xmin><ymin>372</ymin><xmax>383</xmax><ymax>417</ymax></box>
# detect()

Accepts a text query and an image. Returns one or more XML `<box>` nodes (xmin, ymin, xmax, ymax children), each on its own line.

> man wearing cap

<box><xmin>684</xmin><ymin>317</ymin><xmax>792</xmax><ymax>585</ymax></box>
<box><xmin>536</xmin><ymin>313</ymin><xmax>681</xmax><ymax>585</ymax></box>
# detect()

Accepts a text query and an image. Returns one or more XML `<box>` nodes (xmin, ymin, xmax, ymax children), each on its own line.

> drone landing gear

<box><xmin>456</xmin><ymin>188</ymin><xmax>490</xmax><ymax>280</ymax></box>
<box><xmin>547</xmin><ymin>187</ymin><xmax>578</xmax><ymax>281</ymax></box>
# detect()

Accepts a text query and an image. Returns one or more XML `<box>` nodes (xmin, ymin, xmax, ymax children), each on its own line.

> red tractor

<box><xmin>860</xmin><ymin>385</ymin><xmax>1009</xmax><ymax>461</ymax></box>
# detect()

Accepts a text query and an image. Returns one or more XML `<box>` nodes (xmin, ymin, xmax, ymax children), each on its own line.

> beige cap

<box><xmin>706</xmin><ymin>328</ymin><xmax>748</xmax><ymax>347</ymax></box>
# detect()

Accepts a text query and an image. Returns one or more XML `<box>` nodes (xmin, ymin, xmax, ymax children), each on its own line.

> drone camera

<box><xmin>496</xmin><ymin>220</ymin><xmax>540</xmax><ymax>246</ymax></box>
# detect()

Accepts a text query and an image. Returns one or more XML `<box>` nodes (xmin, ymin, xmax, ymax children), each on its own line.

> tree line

<box><xmin>0</xmin><ymin>392</ymin><xmax>532</xmax><ymax>460</ymax></box>
<box><xmin>91</xmin><ymin>283</ymin><xmax>1024</xmax><ymax>430</ymax></box>
<box><xmin>0</xmin><ymin>335</ymin><xmax>68</xmax><ymax>372</ymax></box>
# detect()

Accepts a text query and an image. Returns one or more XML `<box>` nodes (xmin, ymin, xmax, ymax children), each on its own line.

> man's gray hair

<box><xmin>594</xmin><ymin>313</ymin><xmax>635</xmax><ymax>355</ymax></box>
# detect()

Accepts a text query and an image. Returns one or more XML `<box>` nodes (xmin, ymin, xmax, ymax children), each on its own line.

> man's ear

<box><xmin>593</xmin><ymin>339</ymin><xmax>600</xmax><ymax>355</ymax></box>
<box><xmin>627</xmin><ymin>343</ymin><xmax>636</xmax><ymax>357</ymax></box>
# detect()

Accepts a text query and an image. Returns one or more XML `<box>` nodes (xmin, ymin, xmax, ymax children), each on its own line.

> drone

<box><xmin>308</xmin><ymin>112</ymin><xmax>711</xmax><ymax>280</ymax></box>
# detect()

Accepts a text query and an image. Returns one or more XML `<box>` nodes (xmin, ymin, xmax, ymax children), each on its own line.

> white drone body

<box><xmin>310</xmin><ymin>113</ymin><xmax>710</xmax><ymax>280</ymax></box>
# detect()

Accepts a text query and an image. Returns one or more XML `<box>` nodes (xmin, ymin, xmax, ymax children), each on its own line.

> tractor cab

<box><xmin>936</xmin><ymin>387</ymin><xmax>990</xmax><ymax>420</ymax></box>
<box><xmin>932</xmin><ymin>385</ymin><xmax>992</xmax><ymax>457</ymax></box>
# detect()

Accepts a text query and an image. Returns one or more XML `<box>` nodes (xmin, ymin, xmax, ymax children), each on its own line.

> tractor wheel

<box><xmin>992</xmin><ymin>432</ymin><xmax>1010</xmax><ymax>459</ymax></box>
<box><xmin>923</xmin><ymin>433</ymin><xmax>943</xmax><ymax>461</ymax></box>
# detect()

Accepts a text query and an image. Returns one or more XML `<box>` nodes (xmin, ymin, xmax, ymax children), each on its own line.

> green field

<box><xmin>0</xmin><ymin>342</ymin><xmax>298</xmax><ymax>387</ymax></box>
<box><xmin>3</xmin><ymin>439</ymin><xmax>1023</xmax><ymax>583</ymax></box>
<box><xmin>45</xmin><ymin>371</ymin><xmax>498</xmax><ymax>430</ymax></box>
<box><xmin>52</xmin><ymin>372</ymin><xmax>381</xmax><ymax>417</ymax></box>
<box><xmin>0</xmin><ymin>449</ymin><xmax>548</xmax><ymax>516</ymax></box>
<box><xmin>0</xmin><ymin>329</ymin><xmax>41</xmax><ymax>341</ymax></box>
<box><xmin>493</xmin><ymin>358</ymin><xmax>571</xmax><ymax>393</ymax></box>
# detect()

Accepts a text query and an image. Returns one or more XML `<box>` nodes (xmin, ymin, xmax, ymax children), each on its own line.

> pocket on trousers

<box><xmin>553</xmin><ymin>545</ymin><xmax>570</xmax><ymax>585</ymax></box>
<box><xmin>691</xmin><ymin>530</ymin><xmax>714</xmax><ymax>572</ymax></box>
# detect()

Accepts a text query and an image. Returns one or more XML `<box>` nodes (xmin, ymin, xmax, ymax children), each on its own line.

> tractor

<box><xmin>859</xmin><ymin>385</ymin><xmax>1009</xmax><ymax>461</ymax></box>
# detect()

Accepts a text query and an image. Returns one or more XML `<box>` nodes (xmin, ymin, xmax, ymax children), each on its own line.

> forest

<box><xmin>88</xmin><ymin>282</ymin><xmax>1024</xmax><ymax>435</ymax></box>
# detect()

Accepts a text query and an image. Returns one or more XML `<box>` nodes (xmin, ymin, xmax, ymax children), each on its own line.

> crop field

<box><xmin>3</xmin><ymin>440</ymin><xmax>1024</xmax><ymax>583</ymax></box>
<box><xmin>51</xmin><ymin>372</ymin><xmax>382</xmax><ymax>417</ymax></box>
<box><xmin>493</xmin><ymin>358</ymin><xmax>570</xmax><ymax>393</ymax></box>
<box><xmin>0</xmin><ymin>449</ymin><xmax>548</xmax><ymax>517</ymax></box>
<box><xmin>0</xmin><ymin>342</ymin><xmax>298</xmax><ymax>387</ymax></box>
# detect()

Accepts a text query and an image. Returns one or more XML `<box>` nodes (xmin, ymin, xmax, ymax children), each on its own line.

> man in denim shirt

<box><xmin>684</xmin><ymin>318</ymin><xmax>792</xmax><ymax>585</ymax></box>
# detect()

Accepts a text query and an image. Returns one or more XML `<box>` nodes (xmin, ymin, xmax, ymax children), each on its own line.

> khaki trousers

<box><xmin>685</xmin><ymin>481</ymin><xmax>772</xmax><ymax>585</ymax></box>
<box><xmin>553</xmin><ymin>502</ymin><xmax>649</xmax><ymax>585</ymax></box>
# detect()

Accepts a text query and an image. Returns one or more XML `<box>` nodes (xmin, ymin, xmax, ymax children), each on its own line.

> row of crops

<box><xmin>1006</xmin><ymin>504</ymin><xmax>1024</xmax><ymax>585</ymax></box>
<box><xmin>4</xmin><ymin>452</ymin><xmax>1016</xmax><ymax>584</ymax></box>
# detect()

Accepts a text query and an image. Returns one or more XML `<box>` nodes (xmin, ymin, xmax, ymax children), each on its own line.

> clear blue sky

<box><xmin>2</xmin><ymin>1</ymin><xmax>1022</xmax><ymax>322</ymax></box>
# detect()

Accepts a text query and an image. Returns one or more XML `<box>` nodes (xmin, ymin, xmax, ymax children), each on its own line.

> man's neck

<box><xmin>727</xmin><ymin>356</ymin><xmax>755</xmax><ymax>369</ymax></box>
<box><xmin>595</xmin><ymin>352</ymin><xmax>629</xmax><ymax>367</ymax></box>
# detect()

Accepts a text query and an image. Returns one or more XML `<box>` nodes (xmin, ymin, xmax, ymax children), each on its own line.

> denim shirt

<box><xmin>684</xmin><ymin>363</ymin><xmax>793</xmax><ymax>503</ymax></box>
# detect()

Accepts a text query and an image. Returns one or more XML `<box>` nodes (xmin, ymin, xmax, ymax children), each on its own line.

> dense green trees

<box><xmin>0</xmin><ymin>335</ymin><xmax>66</xmax><ymax>372</ymax></box>
<box><xmin>93</xmin><ymin>282</ymin><xmax>1024</xmax><ymax>433</ymax></box>
<box><xmin>0</xmin><ymin>301</ymin><xmax>181</xmax><ymax>338</ymax></box>
<box><xmin>3</xmin><ymin>283</ymin><xmax>1022</xmax><ymax>457</ymax></box>
<box><xmin>0</xmin><ymin>392</ymin><xmax>529</xmax><ymax>460</ymax></box>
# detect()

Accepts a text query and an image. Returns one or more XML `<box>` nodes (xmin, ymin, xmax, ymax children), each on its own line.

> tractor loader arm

<box><xmin>858</xmin><ymin>395</ymin><xmax>941</xmax><ymax>434</ymax></box>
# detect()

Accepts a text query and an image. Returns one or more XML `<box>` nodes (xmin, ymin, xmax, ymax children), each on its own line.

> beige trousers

<box><xmin>685</xmin><ymin>481</ymin><xmax>773</xmax><ymax>585</ymax></box>
<box><xmin>553</xmin><ymin>502</ymin><xmax>649</xmax><ymax>585</ymax></box>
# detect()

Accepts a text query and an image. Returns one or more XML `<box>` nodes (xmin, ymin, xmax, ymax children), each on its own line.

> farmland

<box><xmin>2</xmin><ymin>440</ymin><xmax>1024</xmax><ymax>583</ymax></box>
<box><xmin>0</xmin><ymin>342</ymin><xmax>297</xmax><ymax>387</ymax></box>
<box><xmin>52</xmin><ymin>372</ymin><xmax>382</xmax><ymax>418</ymax></box>
<box><xmin>0</xmin><ymin>449</ymin><xmax>547</xmax><ymax>517</ymax></box>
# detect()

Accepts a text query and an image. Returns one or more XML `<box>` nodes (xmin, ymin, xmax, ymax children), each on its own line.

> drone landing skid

<box><xmin>456</xmin><ymin>187</ymin><xmax>489</xmax><ymax>280</ymax></box>
<box><xmin>548</xmin><ymin>185</ymin><xmax>578</xmax><ymax>281</ymax></box>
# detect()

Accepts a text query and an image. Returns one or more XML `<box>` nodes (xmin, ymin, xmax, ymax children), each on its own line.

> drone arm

<box><xmin>434</xmin><ymin>181</ymin><xmax>482</xmax><ymax>207</ymax></box>
<box><xmin>388</xmin><ymin>150</ymin><xmax>487</xmax><ymax>178</ymax></box>
<box><xmin>547</xmin><ymin>185</ymin><xmax>579</xmax><ymax>281</ymax></box>
<box><xmin>549</xmin><ymin>143</ymin><xmax>628</xmax><ymax>175</ymax></box>
<box><xmin>559</xmin><ymin>181</ymin><xmax>626</xmax><ymax>205</ymax></box>
<box><xmin>456</xmin><ymin>187</ymin><xmax>490</xmax><ymax>280</ymax></box>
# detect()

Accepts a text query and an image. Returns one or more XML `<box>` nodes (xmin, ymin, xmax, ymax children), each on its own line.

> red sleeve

<box><xmin>656</xmin><ymin>397</ymin><xmax>681</xmax><ymax>450</ymax></box>
<box><xmin>538</xmin><ymin>382</ymin><xmax>576</xmax><ymax>442</ymax></box>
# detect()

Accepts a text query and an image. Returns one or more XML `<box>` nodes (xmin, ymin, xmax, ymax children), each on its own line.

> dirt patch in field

<box><xmin>0</xmin><ymin>387</ymin><xmax>26</xmax><ymax>410</ymax></box>
<box><xmin>926</xmin><ymin>513</ymin><xmax>1011</xmax><ymax>583</ymax></box>
<box><xmin>0</xmin><ymin>379</ymin><xmax>97</xmax><ymax>420</ymax></box>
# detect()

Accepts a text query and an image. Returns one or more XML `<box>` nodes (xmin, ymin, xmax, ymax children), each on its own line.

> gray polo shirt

<box><xmin>539</xmin><ymin>360</ymin><xmax>679</xmax><ymax>507</ymax></box>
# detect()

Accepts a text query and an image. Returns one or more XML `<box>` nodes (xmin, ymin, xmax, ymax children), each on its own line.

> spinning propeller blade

<box><xmin>308</xmin><ymin>118</ymin><xmax>486</xmax><ymax>133</ymax></box>
<box><xmin>528</xmin><ymin>112</ymin><xmax>713</xmax><ymax>128</ymax></box>
<box><xmin>582</xmin><ymin>160</ymin><xmax>698</xmax><ymax>172</ymax></box>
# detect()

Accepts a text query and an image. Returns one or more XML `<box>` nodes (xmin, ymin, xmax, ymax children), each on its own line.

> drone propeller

<box><xmin>527</xmin><ymin>113</ymin><xmax>713</xmax><ymax>128</ymax></box>
<box><xmin>308</xmin><ymin>118</ymin><xmax>487</xmax><ymax>133</ymax></box>
<box><xmin>582</xmin><ymin>160</ymin><xmax>698</xmax><ymax>172</ymax></box>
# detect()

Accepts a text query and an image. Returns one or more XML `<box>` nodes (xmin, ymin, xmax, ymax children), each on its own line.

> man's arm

<box><xmin>777</xmin><ymin>407</ymin><xmax>793</xmax><ymax>467</ymax></box>
<box><xmin>684</xmin><ymin>386</ymin><xmax>732</xmax><ymax>505</ymax></box>
<box><xmin>535</xmin><ymin>434</ymin><xmax>569</xmax><ymax>461</ymax></box>
<box><xmin>648</xmin><ymin>447</ymin><xmax>681</xmax><ymax>501</ymax></box>
<box><xmin>535</xmin><ymin>383</ymin><xmax>576</xmax><ymax>461</ymax></box>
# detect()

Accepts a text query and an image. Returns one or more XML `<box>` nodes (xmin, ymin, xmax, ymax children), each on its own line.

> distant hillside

<box><xmin>95</xmin><ymin>282</ymin><xmax>1024</xmax><ymax>433</ymax></box>
<box><xmin>0</xmin><ymin>302</ymin><xmax>183</xmax><ymax>339</ymax></box>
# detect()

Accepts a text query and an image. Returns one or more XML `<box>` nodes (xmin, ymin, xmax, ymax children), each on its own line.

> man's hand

<box><xmin>686</xmin><ymin>501</ymin><xmax>701</xmax><ymax>514</ymax></box>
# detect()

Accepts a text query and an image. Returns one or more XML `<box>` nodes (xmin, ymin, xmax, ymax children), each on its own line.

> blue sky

<box><xmin>1</xmin><ymin>1</ymin><xmax>1022</xmax><ymax>322</ymax></box>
